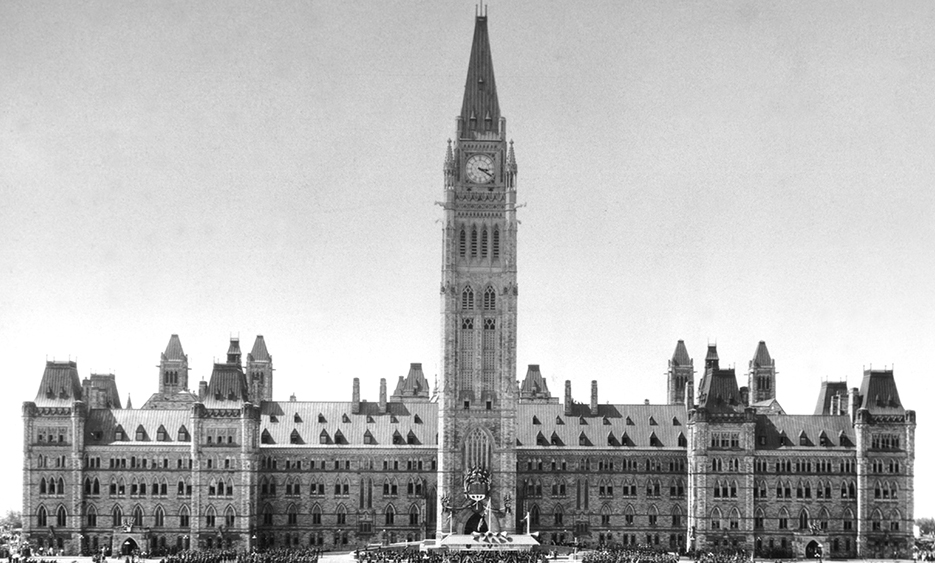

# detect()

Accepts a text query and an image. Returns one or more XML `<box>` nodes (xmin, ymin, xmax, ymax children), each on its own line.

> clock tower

<box><xmin>437</xmin><ymin>10</ymin><xmax>519</xmax><ymax>536</ymax></box>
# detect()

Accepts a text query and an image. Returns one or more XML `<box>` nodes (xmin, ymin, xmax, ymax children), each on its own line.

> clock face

<box><xmin>465</xmin><ymin>154</ymin><xmax>494</xmax><ymax>184</ymax></box>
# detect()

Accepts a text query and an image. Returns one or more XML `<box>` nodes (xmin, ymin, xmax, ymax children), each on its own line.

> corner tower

<box><xmin>438</xmin><ymin>10</ymin><xmax>518</xmax><ymax>536</ymax></box>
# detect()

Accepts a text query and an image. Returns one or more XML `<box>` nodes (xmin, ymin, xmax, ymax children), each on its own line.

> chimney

<box><xmin>379</xmin><ymin>378</ymin><xmax>387</xmax><ymax>413</ymax></box>
<box><xmin>644</xmin><ymin>399</ymin><xmax>650</xmax><ymax>405</ymax></box>
<box><xmin>590</xmin><ymin>380</ymin><xmax>598</xmax><ymax>416</ymax></box>
<box><xmin>740</xmin><ymin>386</ymin><xmax>749</xmax><ymax>406</ymax></box>
<box><xmin>352</xmin><ymin>378</ymin><xmax>361</xmax><ymax>414</ymax></box>
<box><xmin>198</xmin><ymin>380</ymin><xmax>208</xmax><ymax>400</ymax></box>
<box><xmin>685</xmin><ymin>380</ymin><xmax>695</xmax><ymax>410</ymax></box>
<box><xmin>564</xmin><ymin>380</ymin><xmax>572</xmax><ymax>416</ymax></box>
<box><xmin>289</xmin><ymin>393</ymin><xmax>297</xmax><ymax>402</ymax></box>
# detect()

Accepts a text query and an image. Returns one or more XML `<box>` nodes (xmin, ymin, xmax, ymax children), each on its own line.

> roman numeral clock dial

<box><xmin>465</xmin><ymin>154</ymin><xmax>494</xmax><ymax>184</ymax></box>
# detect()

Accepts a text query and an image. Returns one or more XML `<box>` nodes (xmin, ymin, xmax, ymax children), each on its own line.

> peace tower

<box><xmin>436</xmin><ymin>10</ymin><xmax>519</xmax><ymax>537</ymax></box>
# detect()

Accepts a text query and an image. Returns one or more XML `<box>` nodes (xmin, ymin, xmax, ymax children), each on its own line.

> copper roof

<box><xmin>34</xmin><ymin>361</ymin><xmax>84</xmax><ymax>407</ymax></box>
<box><xmin>249</xmin><ymin>335</ymin><xmax>270</xmax><ymax>362</ymax></box>
<box><xmin>751</xmin><ymin>341</ymin><xmax>772</xmax><ymax>367</ymax></box>
<box><xmin>671</xmin><ymin>340</ymin><xmax>691</xmax><ymax>366</ymax></box>
<box><xmin>163</xmin><ymin>334</ymin><xmax>185</xmax><ymax>361</ymax></box>
<box><xmin>85</xmin><ymin>408</ymin><xmax>191</xmax><ymax>445</ymax></box>
<box><xmin>460</xmin><ymin>15</ymin><xmax>500</xmax><ymax>137</ymax></box>
<box><xmin>258</xmin><ymin>401</ymin><xmax>438</xmax><ymax>447</ymax></box>
<box><xmin>392</xmin><ymin>363</ymin><xmax>430</xmax><ymax>399</ymax></box>
<box><xmin>516</xmin><ymin>403</ymin><xmax>687</xmax><ymax>450</ymax></box>
<box><xmin>755</xmin><ymin>414</ymin><xmax>856</xmax><ymax>450</ymax></box>
<box><xmin>858</xmin><ymin>369</ymin><xmax>904</xmax><ymax>415</ymax></box>
<box><xmin>204</xmin><ymin>363</ymin><xmax>249</xmax><ymax>406</ymax></box>
<box><xmin>520</xmin><ymin>365</ymin><xmax>551</xmax><ymax>399</ymax></box>
<box><xmin>814</xmin><ymin>381</ymin><xmax>849</xmax><ymax>415</ymax></box>
<box><xmin>697</xmin><ymin>367</ymin><xmax>743</xmax><ymax>414</ymax></box>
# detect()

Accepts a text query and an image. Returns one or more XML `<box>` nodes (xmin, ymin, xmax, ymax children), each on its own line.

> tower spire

<box><xmin>460</xmin><ymin>11</ymin><xmax>500</xmax><ymax>137</ymax></box>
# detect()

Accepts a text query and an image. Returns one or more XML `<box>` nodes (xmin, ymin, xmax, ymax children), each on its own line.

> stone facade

<box><xmin>22</xmin><ymin>13</ymin><xmax>915</xmax><ymax>561</ymax></box>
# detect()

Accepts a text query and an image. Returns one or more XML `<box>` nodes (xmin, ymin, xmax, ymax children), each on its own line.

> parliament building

<box><xmin>22</xmin><ymin>12</ymin><xmax>915</xmax><ymax>560</ymax></box>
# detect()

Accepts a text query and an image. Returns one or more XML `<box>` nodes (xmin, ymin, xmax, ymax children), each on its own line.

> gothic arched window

<box><xmin>471</xmin><ymin>227</ymin><xmax>478</xmax><ymax>257</ymax></box>
<box><xmin>483</xmin><ymin>286</ymin><xmax>496</xmax><ymax>310</ymax></box>
<box><xmin>481</xmin><ymin>228</ymin><xmax>488</xmax><ymax>258</ymax></box>
<box><xmin>459</xmin><ymin>228</ymin><xmax>466</xmax><ymax>258</ymax></box>
<box><xmin>492</xmin><ymin>227</ymin><xmax>500</xmax><ymax>259</ymax></box>
<box><xmin>462</xmin><ymin>286</ymin><xmax>474</xmax><ymax>310</ymax></box>
<box><xmin>463</xmin><ymin>428</ymin><xmax>491</xmax><ymax>470</ymax></box>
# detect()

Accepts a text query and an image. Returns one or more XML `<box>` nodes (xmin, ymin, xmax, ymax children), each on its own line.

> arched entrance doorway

<box><xmin>121</xmin><ymin>538</ymin><xmax>139</xmax><ymax>555</ymax></box>
<box><xmin>806</xmin><ymin>540</ymin><xmax>822</xmax><ymax>559</ymax></box>
<box><xmin>463</xmin><ymin>513</ymin><xmax>488</xmax><ymax>534</ymax></box>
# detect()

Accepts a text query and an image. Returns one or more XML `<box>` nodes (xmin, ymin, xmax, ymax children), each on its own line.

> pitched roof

<box><xmin>140</xmin><ymin>390</ymin><xmax>199</xmax><ymax>410</ymax></box>
<box><xmin>460</xmin><ymin>15</ymin><xmax>500</xmax><ymax>137</ymax></box>
<box><xmin>697</xmin><ymin>367</ymin><xmax>743</xmax><ymax>414</ymax></box>
<box><xmin>814</xmin><ymin>381</ymin><xmax>849</xmax><ymax>415</ymax></box>
<box><xmin>392</xmin><ymin>363</ymin><xmax>430</xmax><ymax>400</ymax></box>
<box><xmin>249</xmin><ymin>335</ymin><xmax>270</xmax><ymax>362</ymax></box>
<box><xmin>858</xmin><ymin>369</ymin><xmax>904</xmax><ymax>415</ymax></box>
<box><xmin>204</xmin><ymin>363</ymin><xmax>249</xmax><ymax>407</ymax></box>
<box><xmin>671</xmin><ymin>340</ymin><xmax>691</xmax><ymax>366</ymax></box>
<box><xmin>227</xmin><ymin>338</ymin><xmax>241</xmax><ymax>358</ymax></box>
<box><xmin>751</xmin><ymin>341</ymin><xmax>772</xmax><ymax>368</ymax></box>
<box><xmin>34</xmin><ymin>361</ymin><xmax>84</xmax><ymax>407</ymax></box>
<box><xmin>516</xmin><ymin>403</ymin><xmax>687</xmax><ymax>450</ymax></box>
<box><xmin>520</xmin><ymin>365</ymin><xmax>551</xmax><ymax>399</ymax></box>
<box><xmin>258</xmin><ymin>401</ymin><xmax>438</xmax><ymax>447</ymax></box>
<box><xmin>755</xmin><ymin>414</ymin><xmax>856</xmax><ymax>450</ymax></box>
<box><xmin>163</xmin><ymin>334</ymin><xmax>185</xmax><ymax>361</ymax></box>
<box><xmin>705</xmin><ymin>344</ymin><xmax>719</xmax><ymax>365</ymax></box>
<box><xmin>85</xmin><ymin>408</ymin><xmax>191</xmax><ymax>445</ymax></box>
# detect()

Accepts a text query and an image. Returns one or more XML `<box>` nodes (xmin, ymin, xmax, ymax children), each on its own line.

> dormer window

<box><xmin>294</xmin><ymin>413</ymin><xmax>302</xmax><ymax>423</ymax></box>
<box><xmin>318</xmin><ymin>414</ymin><xmax>326</xmax><ymax>423</ymax></box>
<box><xmin>135</xmin><ymin>425</ymin><xmax>146</xmax><ymax>441</ymax></box>
<box><xmin>413</xmin><ymin>414</ymin><xmax>422</xmax><ymax>424</ymax></box>
<box><xmin>555</xmin><ymin>416</ymin><xmax>564</xmax><ymax>425</ymax></box>
<box><xmin>342</xmin><ymin>414</ymin><xmax>351</xmax><ymax>423</ymax></box>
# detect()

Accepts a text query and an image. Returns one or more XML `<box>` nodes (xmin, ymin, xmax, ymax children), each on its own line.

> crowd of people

<box><xmin>157</xmin><ymin>548</ymin><xmax>323</xmax><ymax>563</ymax></box>
<box><xmin>582</xmin><ymin>547</ymin><xmax>680</xmax><ymax>563</ymax></box>
<box><xmin>358</xmin><ymin>550</ymin><xmax>543</xmax><ymax>563</ymax></box>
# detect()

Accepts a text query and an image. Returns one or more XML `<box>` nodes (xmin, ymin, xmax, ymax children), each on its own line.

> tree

<box><xmin>918</xmin><ymin>517</ymin><xmax>935</xmax><ymax>536</ymax></box>
<box><xmin>0</xmin><ymin>510</ymin><xmax>22</xmax><ymax>530</ymax></box>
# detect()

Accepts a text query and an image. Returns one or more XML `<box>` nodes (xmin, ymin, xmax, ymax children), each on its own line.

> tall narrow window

<box><xmin>482</xmin><ymin>318</ymin><xmax>496</xmax><ymax>391</ymax></box>
<box><xmin>492</xmin><ymin>227</ymin><xmax>500</xmax><ymax>259</ymax></box>
<box><xmin>463</xmin><ymin>428</ymin><xmax>491</xmax><ymax>470</ymax></box>
<box><xmin>461</xmin><ymin>287</ymin><xmax>474</xmax><ymax>310</ymax></box>
<box><xmin>460</xmin><ymin>318</ymin><xmax>474</xmax><ymax>392</ymax></box>
<box><xmin>481</xmin><ymin>228</ymin><xmax>488</xmax><ymax>258</ymax></box>
<box><xmin>471</xmin><ymin>227</ymin><xmax>478</xmax><ymax>258</ymax></box>
<box><xmin>459</xmin><ymin>228</ymin><xmax>466</xmax><ymax>258</ymax></box>
<box><xmin>483</xmin><ymin>286</ymin><xmax>496</xmax><ymax>310</ymax></box>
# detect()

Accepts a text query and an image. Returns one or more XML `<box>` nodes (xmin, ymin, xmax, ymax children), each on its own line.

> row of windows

<box><xmin>523</xmin><ymin>503</ymin><xmax>684</xmax><ymax>529</ymax></box>
<box><xmin>772</xmin><ymin>459</ymin><xmax>857</xmax><ymax>474</ymax></box>
<box><xmin>532</xmin><ymin>430</ymin><xmax>687</xmax><ymax>448</ymax></box>
<box><xmin>260</xmin><ymin>458</ymin><xmax>435</xmax><ymax>472</ymax></box>
<box><xmin>458</xmin><ymin>226</ymin><xmax>500</xmax><ymax>261</ymax></box>
<box><xmin>460</xmin><ymin>286</ymin><xmax>497</xmax><ymax>310</ymax></box>
<box><xmin>754</xmin><ymin>480</ymin><xmax>859</xmax><ymax>500</ymax></box>
<box><xmin>62</xmin><ymin>504</ymin><xmax>232</xmax><ymax>529</ymax></box>
<box><xmin>522</xmin><ymin>458</ymin><xmax>685</xmax><ymax>473</ymax></box>
<box><xmin>533</xmin><ymin>414</ymin><xmax>681</xmax><ymax>427</ymax></box>
<box><xmin>522</xmin><ymin>479</ymin><xmax>685</xmax><ymax>499</ymax></box>
<box><xmin>260</xmin><ymin>504</ymin><xmax>422</xmax><ymax>527</ymax></box>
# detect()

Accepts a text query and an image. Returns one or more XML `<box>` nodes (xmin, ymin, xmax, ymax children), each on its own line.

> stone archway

<box><xmin>805</xmin><ymin>540</ymin><xmax>822</xmax><ymax>559</ymax></box>
<box><xmin>463</xmin><ymin>512</ymin><xmax>488</xmax><ymax>534</ymax></box>
<box><xmin>120</xmin><ymin>537</ymin><xmax>139</xmax><ymax>555</ymax></box>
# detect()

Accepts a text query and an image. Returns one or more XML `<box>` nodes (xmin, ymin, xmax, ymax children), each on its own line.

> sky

<box><xmin>1</xmin><ymin>0</ymin><xmax>934</xmax><ymax>519</ymax></box>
